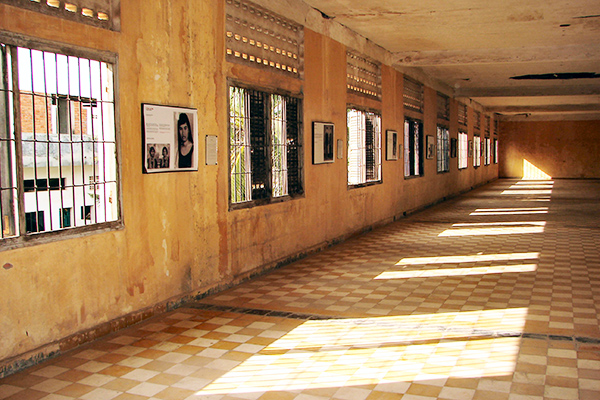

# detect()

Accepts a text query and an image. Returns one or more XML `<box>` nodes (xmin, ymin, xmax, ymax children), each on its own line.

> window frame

<box><xmin>0</xmin><ymin>34</ymin><xmax>122</xmax><ymax>250</ymax></box>
<box><xmin>473</xmin><ymin>134</ymin><xmax>481</xmax><ymax>167</ymax></box>
<box><xmin>347</xmin><ymin>106</ymin><xmax>382</xmax><ymax>188</ymax></box>
<box><xmin>458</xmin><ymin>131</ymin><xmax>468</xmax><ymax>170</ymax></box>
<box><xmin>436</xmin><ymin>125</ymin><xmax>449</xmax><ymax>173</ymax></box>
<box><xmin>404</xmin><ymin>117</ymin><xmax>424</xmax><ymax>178</ymax></box>
<box><xmin>228</xmin><ymin>81</ymin><xmax>304</xmax><ymax>210</ymax></box>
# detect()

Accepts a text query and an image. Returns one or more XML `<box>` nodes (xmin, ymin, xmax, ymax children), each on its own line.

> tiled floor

<box><xmin>2</xmin><ymin>178</ymin><xmax>600</xmax><ymax>400</ymax></box>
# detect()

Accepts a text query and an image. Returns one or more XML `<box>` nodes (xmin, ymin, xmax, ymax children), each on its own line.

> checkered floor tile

<box><xmin>1</xmin><ymin>179</ymin><xmax>600</xmax><ymax>399</ymax></box>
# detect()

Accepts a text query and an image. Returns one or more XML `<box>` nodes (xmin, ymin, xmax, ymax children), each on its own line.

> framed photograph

<box><xmin>313</xmin><ymin>122</ymin><xmax>335</xmax><ymax>164</ymax></box>
<box><xmin>386</xmin><ymin>130</ymin><xmax>398</xmax><ymax>160</ymax></box>
<box><xmin>426</xmin><ymin>135</ymin><xmax>435</xmax><ymax>159</ymax></box>
<box><xmin>468</xmin><ymin>140</ymin><xmax>473</xmax><ymax>157</ymax></box>
<box><xmin>450</xmin><ymin>138</ymin><xmax>457</xmax><ymax>158</ymax></box>
<box><xmin>142</xmin><ymin>103</ymin><xmax>198</xmax><ymax>173</ymax></box>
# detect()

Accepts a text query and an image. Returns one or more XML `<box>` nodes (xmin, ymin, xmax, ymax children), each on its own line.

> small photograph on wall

<box><xmin>313</xmin><ymin>122</ymin><xmax>335</xmax><ymax>164</ymax></box>
<box><xmin>386</xmin><ymin>130</ymin><xmax>398</xmax><ymax>160</ymax></box>
<box><xmin>450</xmin><ymin>138</ymin><xmax>457</xmax><ymax>158</ymax></box>
<box><xmin>468</xmin><ymin>140</ymin><xmax>473</xmax><ymax>157</ymax></box>
<box><xmin>426</xmin><ymin>135</ymin><xmax>435</xmax><ymax>159</ymax></box>
<box><xmin>142</xmin><ymin>103</ymin><xmax>198</xmax><ymax>173</ymax></box>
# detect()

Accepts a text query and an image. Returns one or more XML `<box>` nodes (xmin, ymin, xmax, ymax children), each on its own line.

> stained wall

<box><xmin>0</xmin><ymin>0</ymin><xmax>498</xmax><ymax>373</ymax></box>
<box><xmin>499</xmin><ymin>119</ymin><xmax>600</xmax><ymax>179</ymax></box>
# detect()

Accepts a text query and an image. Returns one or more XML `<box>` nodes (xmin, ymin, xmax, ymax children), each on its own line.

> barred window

<box><xmin>474</xmin><ymin>135</ymin><xmax>481</xmax><ymax>167</ymax></box>
<box><xmin>484</xmin><ymin>137</ymin><xmax>491</xmax><ymax>166</ymax></box>
<box><xmin>404</xmin><ymin>118</ymin><xmax>423</xmax><ymax>177</ymax></box>
<box><xmin>229</xmin><ymin>85</ymin><xmax>302</xmax><ymax>206</ymax></box>
<box><xmin>458</xmin><ymin>131</ymin><xmax>468</xmax><ymax>169</ymax></box>
<box><xmin>458</xmin><ymin>103</ymin><xmax>468</xmax><ymax>127</ymax></box>
<box><xmin>0</xmin><ymin>42</ymin><xmax>119</xmax><ymax>244</ymax></box>
<box><xmin>436</xmin><ymin>125</ymin><xmax>449</xmax><ymax>173</ymax></box>
<box><xmin>404</xmin><ymin>77</ymin><xmax>423</xmax><ymax>113</ymax></box>
<box><xmin>347</xmin><ymin>108</ymin><xmax>381</xmax><ymax>186</ymax></box>
<box><xmin>493</xmin><ymin>138</ymin><xmax>499</xmax><ymax>164</ymax></box>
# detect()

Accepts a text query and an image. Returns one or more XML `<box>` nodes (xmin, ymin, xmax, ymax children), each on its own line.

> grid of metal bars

<box><xmin>474</xmin><ymin>110</ymin><xmax>481</xmax><ymax>131</ymax></box>
<box><xmin>437</xmin><ymin>125</ymin><xmax>449</xmax><ymax>173</ymax></box>
<box><xmin>458</xmin><ymin>131</ymin><xmax>468</xmax><ymax>169</ymax></box>
<box><xmin>404</xmin><ymin>118</ymin><xmax>423</xmax><ymax>177</ymax></box>
<box><xmin>347</xmin><ymin>108</ymin><xmax>381</xmax><ymax>186</ymax></box>
<box><xmin>0</xmin><ymin>43</ymin><xmax>118</xmax><ymax>240</ymax></box>
<box><xmin>229</xmin><ymin>85</ymin><xmax>302</xmax><ymax>205</ymax></box>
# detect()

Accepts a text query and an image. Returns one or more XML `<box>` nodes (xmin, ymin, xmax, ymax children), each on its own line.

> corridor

<box><xmin>1</xmin><ymin>179</ymin><xmax>599</xmax><ymax>400</ymax></box>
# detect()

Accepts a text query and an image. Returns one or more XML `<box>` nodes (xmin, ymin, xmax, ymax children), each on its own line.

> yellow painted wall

<box><xmin>499</xmin><ymin>120</ymin><xmax>600</xmax><ymax>179</ymax></box>
<box><xmin>0</xmin><ymin>0</ymin><xmax>498</xmax><ymax>369</ymax></box>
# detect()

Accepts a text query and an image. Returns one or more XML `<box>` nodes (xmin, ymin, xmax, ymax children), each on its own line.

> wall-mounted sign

<box><xmin>142</xmin><ymin>103</ymin><xmax>198</xmax><ymax>173</ymax></box>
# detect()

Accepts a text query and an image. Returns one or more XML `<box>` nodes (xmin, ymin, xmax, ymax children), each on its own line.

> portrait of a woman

<box><xmin>177</xmin><ymin>113</ymin><xmax>194</xmax><ymax>168</ymax></box>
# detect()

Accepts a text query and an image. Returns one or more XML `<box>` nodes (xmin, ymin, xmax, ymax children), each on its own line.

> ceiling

<box><xmin>301</xmin><ymin>0</ymin><xmax>600</xmax><ymax>120</ymax></box>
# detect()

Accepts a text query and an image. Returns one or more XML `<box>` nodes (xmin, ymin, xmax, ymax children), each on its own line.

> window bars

<box><xmin>0</xmin><ymin>43</ymin><xmax>118</xmax><ymax>240</ymax></box>
<box><xmin>404</xmin><ymin>118</ymin><xmax>423</xmax><ymax>178</ymax></box>
<box><xmin>437</xmin><ymin>125</ymin><xmax>449</xmax><ymax>173</ymax></box>
<box><xmin>458</xmin><ymin>103</ymin><xmax>468</xmax><ymax>127</ymax></box>
<box><xmin>229</xmin><ymin>85</ymin><xmax>302</xmax><ymax>205</ymax></box>
<box><xmin>347</xmin><ymin>108</ymin><xmax>381</xmax><ymax>185</ymax></box>
<box><xmin>458</xmin><ymin>131</ymin><xmax>468</xmax><ymax>169</ymax></box>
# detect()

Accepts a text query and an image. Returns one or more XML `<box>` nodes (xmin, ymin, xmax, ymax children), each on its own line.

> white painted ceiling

<box><xmin>302</xmin><ymin>0</ymin><xmax>600</xmax><ymax>120</ymax></box>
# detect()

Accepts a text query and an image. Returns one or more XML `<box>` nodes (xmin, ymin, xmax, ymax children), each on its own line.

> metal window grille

<box><xmin>0</xmin><ymin>43</ymin><xmax>119</xmax><ymax>241</ymax></box>
<box><xmin>0</xmin><ymin>0</ymin><xmax>120</xmax><ymax>31</ymax></box>
<box><xmin>404</xmin><ymin>118</ymin><xmax>423</xmax><ymax>177</ymax></box>
<box><xmin>485</xmin><ymin>114</ymin><xmax>491</xmax><ymax>134</ymax></box>
<box><xmin>494</xmin><ymin>119</ymin><xmax>499</xmax><ymax>135</ymax></box>
<box><xmin>493</xmin><ymin>138</ymin><xmax>499</xmax><ymax>164</ymax></box>
<box><xmin>436</xmin><ymin>92</ymin><xmax>450</xmax><ymax>121</ymax></box>
<box><xmin>225</xmin><ymin>0</ymin><xmax>303</xmax><ymax>78</ymax></box>
<box><xmin>458</xmin><ymin>103</ymin><xmax>468</xmax><ymax>127</ymax></box>
<box><xmin>458</xmin><ymin>131</ymin><xmax>468</xmax><ymax>169</ymax></box>
<box><xmin>436</xmin><ymin>125</ymin><xmax>449</xmax><ymax>173</ymax></box>
<box><xmin>473</xmin><ymin>135</ymin><xmax>481</xmax><ymax>167</ymax></box>
<box><xmin>484</xmin><ymin>137</ymin><xmax>491</xmax><ymax>165</ymax></box>
<box><xmin>347</xmin><ymin>108</ymin><xmax>381</xmax><ymax>185</ymax></box>
<box><xmin>346</xmin><ymin>51</ymin><xmax>381</xmax><ymax>100</ymax></box>
<box><xmin>229</xmin><ymin>85</ymin><xmax>302</xmax><ymax>205</ymax></box>
<box><xmin>403</xmin><ymin>77</ymin><xmax>423</xmax><ymax>113</ymax></box>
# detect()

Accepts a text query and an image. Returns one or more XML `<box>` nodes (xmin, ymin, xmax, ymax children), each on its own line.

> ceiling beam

<box><xmin>486</xmin><ymin>104</ymin><xmax>600</xmax><ymax>113</ymax></box>
<box><xmin>455</xmin><ymin>85</ymin><xmax>600</xmax><ymax>98</ymax></box>
<box><xmin>392</xmin><ymin>44</ymin><xmax>600</xmax><ymax>66</ymax></box>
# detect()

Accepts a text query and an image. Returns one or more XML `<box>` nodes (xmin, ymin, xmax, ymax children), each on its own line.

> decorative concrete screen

<box><xmin>437</xmin><ymin>92</ymin><xmax>450</xmax><ymax>121</ymax></box>
<box><xmin>346</xmin><ymin>51</ymin><xmax>381</xmax><ymax>100</ymax></box>
<box><xmin>403</xmin><ymin>76</ymin><xmax>423</xmax><ymax>113</ymax></box>
<box><xmin>458</xmin><ymin>103</ymin><xmax>468</xmax><ymax>127</ymax></box>
<box><xmin>0</xmin><ymin>0</ymin><xmax>120</xmax><ymax>30</ymax></box>
<box><xmin>225</xmin><ymin>0</ymin><xmax>303</xmax><ymax>78</ymax></box>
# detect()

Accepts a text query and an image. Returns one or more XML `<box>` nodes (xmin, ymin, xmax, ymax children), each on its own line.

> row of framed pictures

<box><xmin>312</xmin><ymin>122</ymin><xmax>450</xmax><ymax>165</ymax></box>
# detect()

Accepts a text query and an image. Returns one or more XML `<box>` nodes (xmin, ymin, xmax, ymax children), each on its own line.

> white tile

<box><xmin>127</xmin><ymin>382</ymin><xmax>168</xmax><ymax>396</ymax></box>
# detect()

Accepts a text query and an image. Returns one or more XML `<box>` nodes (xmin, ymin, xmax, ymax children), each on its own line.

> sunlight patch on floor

<box><xmin>195</xmin><ymin>309</ymin><xmax>527</xmax><ymax>395</ymax></box>
<box><xmin>470</xmin><ymin>207</ymin><xmax>548</xmax><ymax>216</ymax></box>
<box><xmin>396</xmin><ymin>252</ymin><xmax>539</xmax><ymax>266</ymax></box>
<box><xmin>375</xmin><ymin>264</ymin><xmax>537</xmax><ymax>280</ymax></box>
<box><xmin>439</xmin><ymin>221</ymin><xmax>545</xmax><ymax>237</ymax></box>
